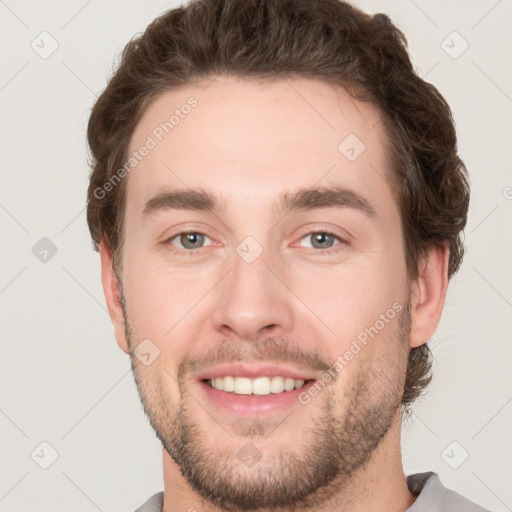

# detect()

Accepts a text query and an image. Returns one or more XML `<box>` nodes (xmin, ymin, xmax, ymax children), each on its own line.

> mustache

<box><xmin>178</xmin><ymin>337</ymin><xmax>333</xmax><ymax>379</ymax></box>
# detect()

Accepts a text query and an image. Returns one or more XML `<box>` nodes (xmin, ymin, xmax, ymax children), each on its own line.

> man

<box><xmin>86</xmin><ymin>0</ymin><xmax>489</xmax><ymax>511</ymax></box>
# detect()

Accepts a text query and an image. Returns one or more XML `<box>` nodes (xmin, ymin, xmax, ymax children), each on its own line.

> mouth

<box><xmin>194</xmin><ymin>363</ymin><xmax>319</xmax><ymax>415</ymax></box>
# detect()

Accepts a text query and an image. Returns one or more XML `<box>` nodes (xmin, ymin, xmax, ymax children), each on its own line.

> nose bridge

<box><xmin>211</xmin><ymin>240</ymin><xmax>294</xmax><ymax>340</ymax></box>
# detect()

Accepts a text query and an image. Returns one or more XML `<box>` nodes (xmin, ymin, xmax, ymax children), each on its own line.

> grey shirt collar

<box><xmin>134</xmin><ymin>472</ymin><xmax>491</xmax><ymax>512</ymax></box>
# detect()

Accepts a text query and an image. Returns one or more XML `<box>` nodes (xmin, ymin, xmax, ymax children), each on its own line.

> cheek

<box><xmin>123</xmin><ymin>274</ymin><xmax>179</xmax><ymax>332</ymax></box>
<box><xmin>289</xmin><ymin>250</ymin><xmax>407</xmax><ymax>341</ymax></box>
<box><xmin>121</xmin><ymin>250</ymin><xmax>218</xmax><ymax>363</ymax></box>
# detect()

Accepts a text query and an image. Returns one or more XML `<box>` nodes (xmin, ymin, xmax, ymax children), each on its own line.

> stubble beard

<box><xmin>122</xmin><ymin>295</ymin><xmax>411</xmax><ymax>512</ymax></box>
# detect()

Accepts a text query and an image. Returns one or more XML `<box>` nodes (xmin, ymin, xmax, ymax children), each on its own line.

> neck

<box><xmin>161</xmin><ymin>409</ymin><xmax>416</xmax><ymax>512</ymax></box>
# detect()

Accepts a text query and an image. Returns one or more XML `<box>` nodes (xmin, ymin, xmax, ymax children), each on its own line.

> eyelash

<box><xmin>164</xmin><ymin>229</ymin><xmax>346</xmax><ymax>258</ymax></box>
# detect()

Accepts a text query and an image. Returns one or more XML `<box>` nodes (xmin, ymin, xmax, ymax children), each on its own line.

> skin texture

<box><xmin>100</xmin><ymin>75</ymin><xmax>449</xmax><ymax>512</ymax></box>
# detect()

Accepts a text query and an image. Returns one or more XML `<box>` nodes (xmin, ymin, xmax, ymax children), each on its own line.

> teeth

<box><xmin>208</xmin><ymin>376</ymin><xmax>307</xmax><ymax>395</ymax></box>
<box><xmin>222</xmin><ymin>375</ymin><xmax>235</xmax><ymax>392</ymax></box>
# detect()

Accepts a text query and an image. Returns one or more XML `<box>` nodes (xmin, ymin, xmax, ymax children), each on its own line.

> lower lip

<box><xmin>196</xmin><ymin>380</ymin><xmax>316</xmax><ymax>415</ymax></box>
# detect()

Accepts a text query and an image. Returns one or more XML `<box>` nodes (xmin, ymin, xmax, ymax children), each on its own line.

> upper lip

<box><xmin>195</xmin><ymin>363</ymin><xmax>317</xmax><ymax>381</ymax></box>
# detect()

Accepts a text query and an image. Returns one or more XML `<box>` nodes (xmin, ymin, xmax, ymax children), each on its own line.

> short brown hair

<box><xmin>86</xmin><ymin>0</ymin><xmax>470</xmax><ymax>409</ymax></box>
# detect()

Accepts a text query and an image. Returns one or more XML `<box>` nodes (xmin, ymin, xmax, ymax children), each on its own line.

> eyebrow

<box><xmin>142</xmin><ymin>185</ymin><xmax>377</xmax><ymax>219</ymax></box>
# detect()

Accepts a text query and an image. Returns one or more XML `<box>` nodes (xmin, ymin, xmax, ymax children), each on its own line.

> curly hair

<box><xmin>86</xmin><ymin>0</ymin><xmax>470</xmax><ymax>409</ymax></box>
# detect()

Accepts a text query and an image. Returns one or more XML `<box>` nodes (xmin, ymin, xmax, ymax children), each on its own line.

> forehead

<box><xmin>125</xmin><ymin>75</ymin><xmax>395</xmax><ymax>222</ymax></box>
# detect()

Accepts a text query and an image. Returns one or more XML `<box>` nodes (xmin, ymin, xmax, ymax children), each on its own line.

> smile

<box><xmin>204</xmin><ymin>376</ymin><xmax>312</xmax><ymax>395</ymax></box>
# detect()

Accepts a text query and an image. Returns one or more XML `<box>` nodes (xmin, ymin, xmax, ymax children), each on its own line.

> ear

<box><xmin>409</xmin><ymin>243</ymin><xmax>450</xmax><ymax>348</ymax></box>
<box><xmin>99</xmin><ymin>240</ymin><xmax>130</xmax><ymax>354</ymax></box>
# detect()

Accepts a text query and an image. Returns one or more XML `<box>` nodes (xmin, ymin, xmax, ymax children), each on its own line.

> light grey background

<box><xmin>0</xmin><ymin>0</ymin><xmax>511</xmax><ymax>511</ymax></box>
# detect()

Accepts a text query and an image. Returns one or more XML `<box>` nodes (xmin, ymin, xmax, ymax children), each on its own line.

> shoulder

<box><xmin>407</xmin><ymin>472</ymin><xmax>492</xmax><ymax>512</ymax></box>
<box><xmin>133</xmin><ymin>491</ymin><xmax>164</xmax><ymax>512</ymax></box>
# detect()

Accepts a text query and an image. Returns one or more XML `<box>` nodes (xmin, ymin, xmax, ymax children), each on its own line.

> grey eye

<box><xmin>301</xmin><ymin>232</ymin><xmax>339</xmax><ymax>250</ymax></box>
<box><xmin>175</xmin><ymin>232</ymin><xmax>209</xmax><ymax>250</ymax></box>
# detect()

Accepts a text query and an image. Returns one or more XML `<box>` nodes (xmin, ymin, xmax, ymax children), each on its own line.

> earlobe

<box><xmin>99</xmin><ymin>241</ymin><xmax>130</xmax><ymax>354</ymax></box>
<box><xmin>409</xmin><ymin>244</ymin><xmax>450</xmax><ymax>348</ymax></box>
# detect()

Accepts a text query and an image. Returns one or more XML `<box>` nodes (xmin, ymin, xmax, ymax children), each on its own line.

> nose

<box><xmin>211</xmin><ymin>248</ymin><xmax>294</xmax><ymax>342</ymax></box>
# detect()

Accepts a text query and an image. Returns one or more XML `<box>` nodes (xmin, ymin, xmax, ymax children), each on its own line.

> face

<box><xmin>112</xmin><ymin>76</ymin><xmax>414</xmax><ymax>509</ymax></box>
